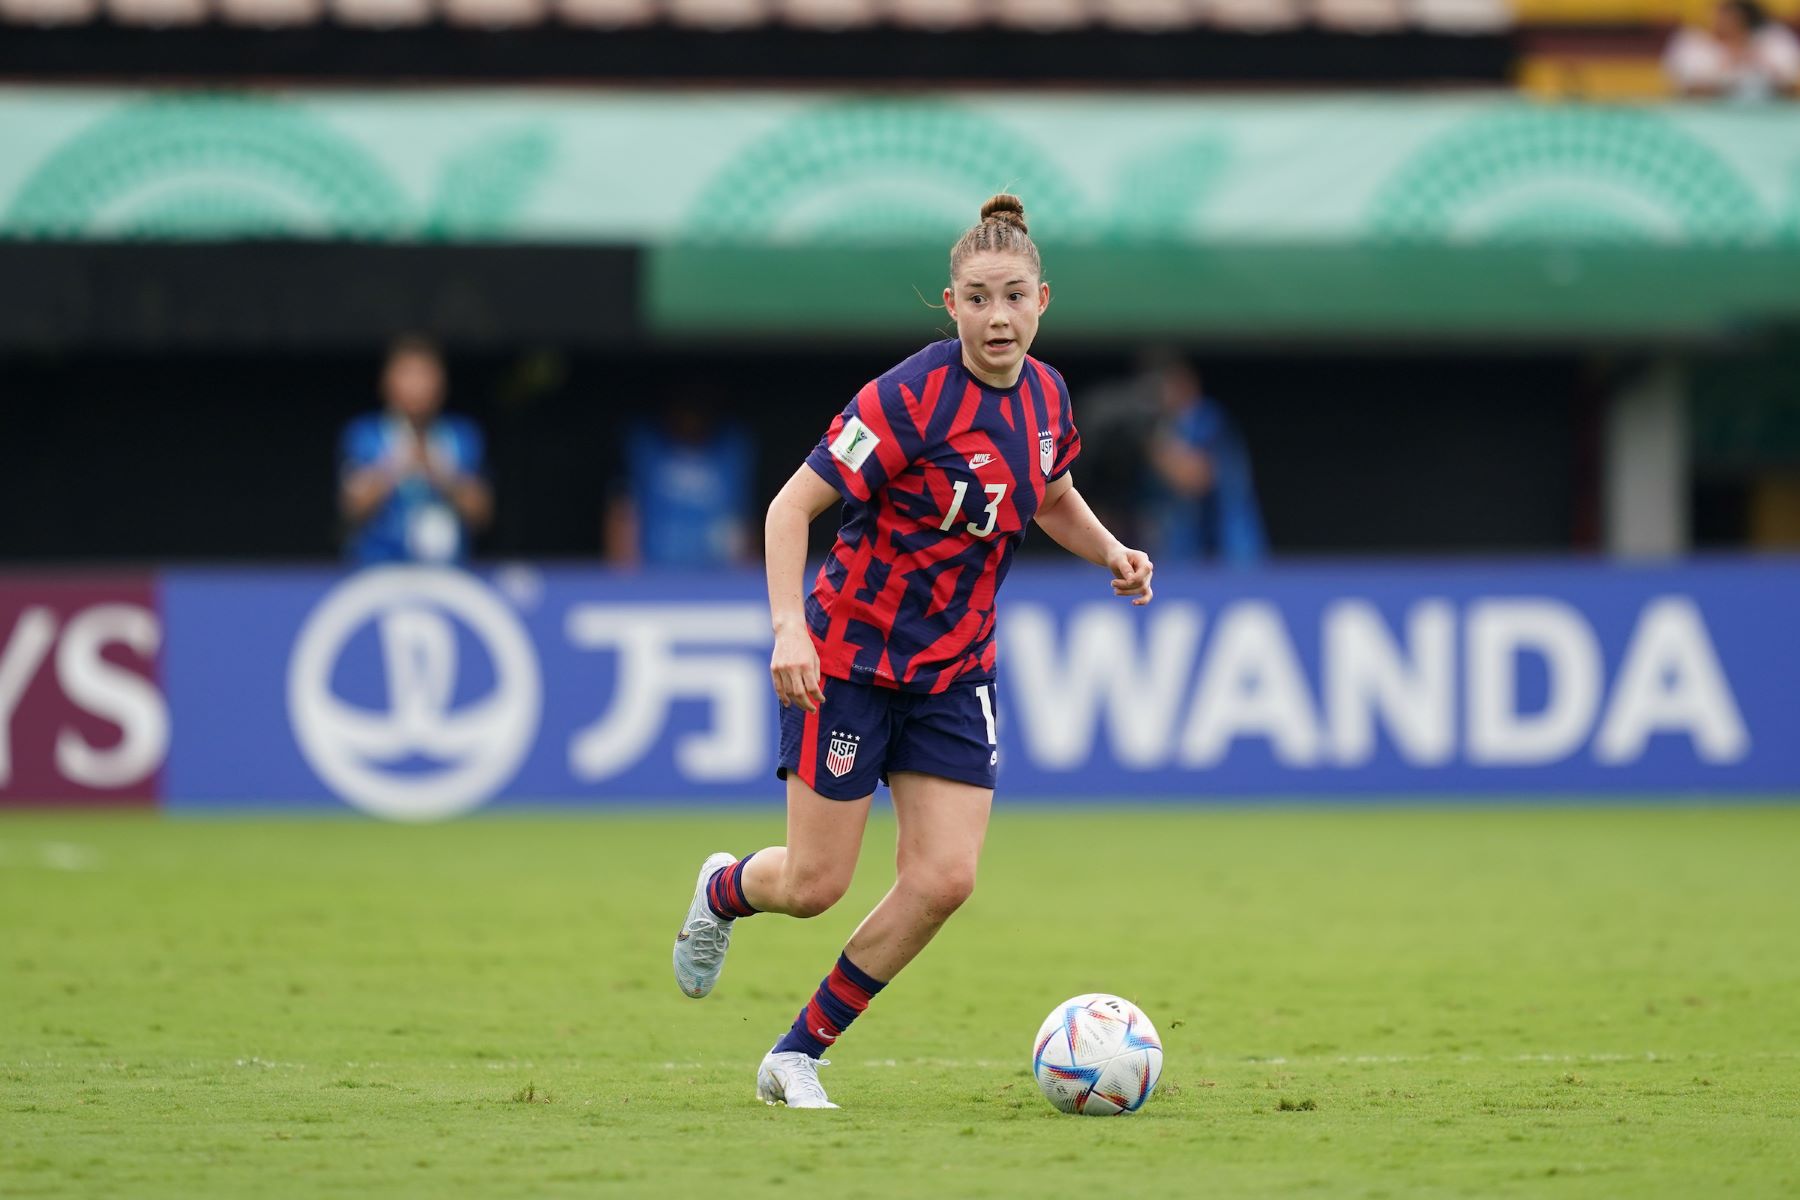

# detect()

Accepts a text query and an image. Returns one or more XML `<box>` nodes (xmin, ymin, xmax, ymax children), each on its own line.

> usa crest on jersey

<box><xmin>826</xmin><ymin>731</ymin><xmax>861</xmax><ymax>778</ymax></box>
<box><xmin>1040</xmin><ymin>429</ymin><xmax>1055</xmax><ymax>475</ymax></box>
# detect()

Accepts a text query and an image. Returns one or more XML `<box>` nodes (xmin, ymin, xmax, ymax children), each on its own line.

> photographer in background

<box><xmin>338</xmin><ymin>336</ymin><xmax>493</xmax><ymax>564</ymax></box>
<box><xmin>1085</xmin><ymin>351</ymin><xmax>1266</xmax><ymax>566</ymax></box>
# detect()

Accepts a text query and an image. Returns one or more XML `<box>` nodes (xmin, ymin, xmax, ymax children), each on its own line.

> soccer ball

<box><xmin>1031</xmin><ymin>993</ymin><xmax>1163</xmax><ymax>1116</ymax></box>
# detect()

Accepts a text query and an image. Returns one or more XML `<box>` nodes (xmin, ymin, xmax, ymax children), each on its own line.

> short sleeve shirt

<box><xmin>803</xmin><ymin>339</ymin><xmax>1080</xmax><ymax>693</ymax></box>
<box><xmin>340</xmin><ymin>414</ymin><xmax>485</xmax><ymax>564</ymax></box>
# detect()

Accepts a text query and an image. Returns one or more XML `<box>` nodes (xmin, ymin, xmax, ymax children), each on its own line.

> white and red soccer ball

<box><xmin>1031</xmin><ymin>993</ymin><xmax>1163</xmax><ymax>1116</ymax></box>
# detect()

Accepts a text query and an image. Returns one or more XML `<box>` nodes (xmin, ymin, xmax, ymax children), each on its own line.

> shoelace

<box><xmin>781</xmin><ymin>1058</ymin><xmax>831</xmax><ymax>1105</ymax></box>
<box><xmin>680</xmin><ymin>916</ymin><xmax>729</xmax><ymax>971</ymax></box>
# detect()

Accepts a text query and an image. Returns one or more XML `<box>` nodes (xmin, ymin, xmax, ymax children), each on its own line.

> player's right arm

<box><xmin>765</xmin><ymin>465</ymin><xmax>841</xmax><ymax>713</ymax></box>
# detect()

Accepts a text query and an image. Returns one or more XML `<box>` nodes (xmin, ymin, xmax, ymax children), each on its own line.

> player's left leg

<box><xmin>758</xmin><ymin>773</ymin><xmax>992</xmax><ymax>1109</ymax></box>
<box><xmin>844</xmin><ymin>771</ymin><xmax>991</xmax><ymax>980</ymax></box>
<box><xmin>840</xmin><ymin>679</ymin><xmax>997</xmax><ymax>981</ymax></box>
<box><xmin>757</xmin><ymin>681</ymin><xmax>997</xmax><ymax>1109</ymax></box>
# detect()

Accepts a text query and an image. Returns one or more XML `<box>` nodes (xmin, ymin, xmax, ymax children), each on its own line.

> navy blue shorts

<box><xmin>777</xmin><ymin>676</ymin><xmax>999</xmax><ymax>801</ymax></box>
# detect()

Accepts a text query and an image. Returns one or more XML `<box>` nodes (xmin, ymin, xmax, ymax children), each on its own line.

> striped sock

<box><xmin>704</xmin><ymin>853</ymin><xmax>758</xmax><ymax>921</ymax></box>
<box><xmin>771</xmin><ymin>952</ymin><xmax>887</xmax><ymax>1059</ymax></box>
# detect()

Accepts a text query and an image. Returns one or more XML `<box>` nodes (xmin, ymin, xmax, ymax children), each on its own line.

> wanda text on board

<box><xmin>2</xmin><ymin>562</ymin><xmax>1787</xmax><ymax>816</ymax></box>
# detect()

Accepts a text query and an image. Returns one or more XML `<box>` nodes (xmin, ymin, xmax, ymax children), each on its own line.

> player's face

<box><xmin>944</xmin><ymin>252</ymin><xmax>1050</xmax><ymax>389</ymax></box>
<box><xmin>383</xmin><ymin>351</ymin><xmax>445</xmax><ymax>424</ymax></box>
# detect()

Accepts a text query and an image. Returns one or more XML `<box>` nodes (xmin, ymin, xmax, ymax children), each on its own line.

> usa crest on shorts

<box><xmin>826</xmin><ymin>731</ymin><xmax>861</xmax><ymax>778</ymax></box>
<box><xmin>1039</xmin><ymin>430</ymin><xmax>1055</xmax><ymax>475</ymax></box>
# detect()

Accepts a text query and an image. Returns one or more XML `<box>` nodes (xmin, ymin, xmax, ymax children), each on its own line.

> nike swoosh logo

<box><xmin>813</xmin><ymin>1027</ymin><xmax>838</xmax><ymax>1043</ymax></box>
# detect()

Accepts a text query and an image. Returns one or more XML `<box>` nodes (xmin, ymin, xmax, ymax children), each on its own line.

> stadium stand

<box><xmin>1206</xmin><ymin>0</ymin><xmax>1304</xmax><ymax>30</ymax></box>
<box><xmin>1517</xmin><ymin>0</ymin><xmax>1800</xmax><ymax>96</ymax></box>
<box><xmin>665</xmin><ymin>0</ymin><xmax>767</xmax><ymax>28</ymax></box>
<box><xmin>10</xmin><ymin>0</ymin><xmax>1794</xmax><ymax>97</ymax></box>
<box><xmin>1409</xmin><ymin>0</ymin><xmax>1512</xmax><ymax>33</ymax></box>
<box><xmin>38</xmin><ymin>0</ymin><xmax>1796</xmax><ymax>99</ymax></box>
<box><xmin>1313</xmin><ymin>0</ymin><xmax>1408</xmax><ymax>34</ymax></box>
<box><xmin>7</xmin><ymin>0</ymin><xmax>1792</xmax><ymax>34</ymax></box>
<box><xmin>992</xmin><ymin>0</ymin><xmax>1092</xmax><ymax>31</ymax></box>
<box><xmin>219</xmin><ymin>0</ymin><xmax>325</xmax><ymax>26</ymax></box>
<box><xmin>443</xmin><ymin>0</ymin><xmax>547</xmax><ymax>27</ymax></box>
<box><xmin>887</xmin><ymin>0</ymin><xmax>989</xmax><ymax>27</ymax></box>
<box><xmin>105</xmin><ymin>0</ymin><xmax>207</xmax><ymax>24</ymax></box>
<box><xmin>1093</xmin><ymin>0</ymin><xmax>1195</xmax><ymax>28</ymax></box>
<box><xmin>0</xmin><ymin>3</ymin><xmax>1519</xmax><ymax>82</ymax></box>
<box><xmin>332</xmin><ymin>0</ymin><xmax>433</xmax><ymax>26</ymax></box>
<box><xmin>0</xmin><ymin>0</ymin><xmax>1522</xmax><ymax>33</ymax></box>
<box><xmin>774</xmin><ymin>0</ymin><xmax>881</xmax><ymax>27</ymax></box>
<box><xmin>0</xmin><ymin>0</ymin><xmax>93</xmax><ymax>23</ymax></box>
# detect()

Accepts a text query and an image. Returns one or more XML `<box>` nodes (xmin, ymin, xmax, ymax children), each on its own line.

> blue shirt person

<box><xmin>606</xmin><ymin>399</ymin><xmax>754</xmax><ymax>569</ymax></box>
<box><xmin>1140</xmin><ymin>359</ymin><xmax>1267</xmax><ymax>565</ymax></box>
<box><xmin>339</xmin><ymin>337</ymin><xmax>493</xmax><ymax>564</ymax></box>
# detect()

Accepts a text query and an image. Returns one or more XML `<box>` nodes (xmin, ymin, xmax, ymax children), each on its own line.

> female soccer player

<box><xmin>672</xmin><ymin>194</ymin><xmax>1155</xmax><ymax>1109</ymax></box>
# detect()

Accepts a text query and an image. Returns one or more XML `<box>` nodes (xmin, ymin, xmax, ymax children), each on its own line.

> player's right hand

<box><xmin>771</xmin><ymin>627</ymin><xmax>827</xmax><ymax>713</ymax></box>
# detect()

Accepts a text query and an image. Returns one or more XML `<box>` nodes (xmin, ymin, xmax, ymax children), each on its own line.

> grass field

<box><xmin>4</xmin><ymin>805</ymin><xmax>1798</xmax><ymax>1198</ymax></box>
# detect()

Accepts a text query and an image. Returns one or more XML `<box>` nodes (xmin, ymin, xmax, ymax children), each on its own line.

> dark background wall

<box><xmin>0</xmin><ymin>345</ymin><xmax>1587</xmax><ymax>562</ymax></box>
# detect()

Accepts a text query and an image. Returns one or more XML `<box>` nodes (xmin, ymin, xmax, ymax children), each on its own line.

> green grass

<box><xmin>3</xmin><ymin>805</ymin><xmax>1798</xmax><ymax>1198</ymax></box>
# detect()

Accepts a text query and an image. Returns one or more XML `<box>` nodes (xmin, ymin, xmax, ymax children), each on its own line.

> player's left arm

<box><xmin>1035</xmin><ymin>474</ymin><xmax>1154</xmax><ymax>606</ymax></box>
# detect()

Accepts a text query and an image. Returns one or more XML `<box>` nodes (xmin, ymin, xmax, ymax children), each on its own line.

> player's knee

<box><xmin>785</xmin><ymin>869</ymin><xmax>851</xmax><ymax>919</ymax></box>
<box><xmin>910</xmin><ymin>862</ymin><xmax>977</xmax><ymax>915</ymax></box>
<box><xmin>940</xmin><ymin>865</ymin><xmax>978</xmax><ymax>911</ymax></box>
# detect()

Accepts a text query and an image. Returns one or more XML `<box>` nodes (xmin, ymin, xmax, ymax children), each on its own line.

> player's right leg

<box><xmin>748</xmin><ymin>776</ymin><xmax>874</xmax><ymax>1109</ymax></box>
<box><xmin>673</xmin><ymin>682</ymin><xmax>881</xmax><ymax>999</ymax></box>
<box><xmin>672</xmin><ymin>850</ymin><xmax>746</xmax><ymax>999</ymax></box>
<box><xmin>673</xmin><ymin>781</ymin><xmax>871</xmax><ymax>998</ymax></box>
<box><xmin>737</xmin><ymin>776</ymin><xmax>871</xmax><ymax>916</ymax></box>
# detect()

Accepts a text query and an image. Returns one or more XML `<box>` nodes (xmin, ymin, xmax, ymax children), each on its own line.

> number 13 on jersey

<box><xmin>938</xmin><ymin>481</ymin><xmax>1007</xmax><ymax>538</ymax></box>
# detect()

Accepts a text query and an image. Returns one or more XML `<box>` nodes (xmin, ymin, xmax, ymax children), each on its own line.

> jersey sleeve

<box><xmin>339</xmin><ymin>416</ymin><xmax>385</xmax><ymax>481</ymax></box>
<box><xmin>804</xmin><ymin>379</ymin><xmax>917</xmax><ymax>503</ymax></box>
<box><xmin>1049</xmin><ymin>369</ymin><xmax>1081</xmax><ymax>482</ymax></box>
<box><xmin>449</xmin><ymin>418</ymin><xmax>487</xmax><ymax>477</ymax></box>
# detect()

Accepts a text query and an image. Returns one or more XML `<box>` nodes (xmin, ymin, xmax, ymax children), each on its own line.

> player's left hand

<box><xmin>1107</xmin><ymin>547</ymin><xmax>1154</xmax><ymax>606</ymax></box>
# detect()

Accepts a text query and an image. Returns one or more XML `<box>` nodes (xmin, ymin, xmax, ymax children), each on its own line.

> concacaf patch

<box><xmin>1039</xmin><ymin>430</ymin><xmax>1055</xmax><ymax>475</ymax></box>
<box><xmin>825</xmin><ymin>731</ymin><xmax>861</xmax><ymax>778</ymax></box>
<box><xmin>830</xmin><ymin>416</ymin><xmax>881</xmax><ymax>473</ymax></box>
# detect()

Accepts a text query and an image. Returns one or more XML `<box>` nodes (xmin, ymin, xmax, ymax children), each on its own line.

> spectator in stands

<box><xmin>339</xmin><ymin>336</ymin><xmax>492</xmax><ymax>564</ymax></box>
<box><xmin>604</xmin><ymin>389</ymin><xmax>754</xmax><ymax>569</ymax></box>
<box><xmin>1137</xmin><ymin>353</ymin><xmax>1267</xmax><ymax>566</ymax></box>
<box><xmin>1664</xmin><ymin>0</ymin><xmax>1800</xmax><ymax>100</ymax></box>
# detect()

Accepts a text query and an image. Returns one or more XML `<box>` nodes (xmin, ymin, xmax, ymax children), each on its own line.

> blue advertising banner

<box><xmin>159</xmin><ymin>561</ymin><xmax>1800</xmax><ymax>818</ymax></box>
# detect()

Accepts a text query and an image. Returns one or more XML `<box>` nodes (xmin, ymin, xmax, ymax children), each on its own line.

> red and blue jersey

<box><xmin>803</xmin><ymin>338</ymin><xmax>1081</xmax><ymax>693</ymax></box>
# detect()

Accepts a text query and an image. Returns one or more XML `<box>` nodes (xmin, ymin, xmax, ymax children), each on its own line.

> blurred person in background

<box><xmin>339</xmin><ymin>336</ymin><xmax>493</xmax><ymax>564</ymax></box>
<box><xmin>604</xmin><ymin>389</ymin><xmax>755</xmax><ymax>569</ymax></box>
<box><xmin>1665</xmin><ymin>0</ymin><xmax>1800</xmax><ymax>99</ymax></box>
<box><xmin>1137</xmin><ymin>353</ymin><xmax>1267</xmax><ymax>566</ymax></box>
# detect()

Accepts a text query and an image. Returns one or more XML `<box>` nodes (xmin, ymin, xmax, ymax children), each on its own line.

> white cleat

<box><xmin>756</xmin><ymin>1051</ymin><xmax>838</xmax><ymax>1109</ymax></box>
<box><xmin>673</xmin><ymin>852</ymin><xmax>738</xmax><ymax>999</ymax></box>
